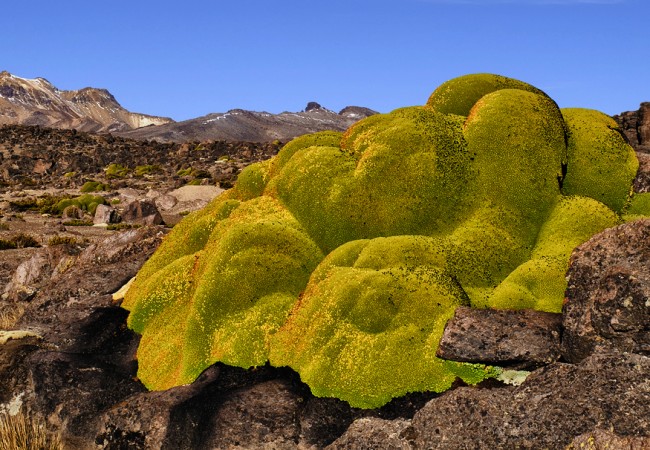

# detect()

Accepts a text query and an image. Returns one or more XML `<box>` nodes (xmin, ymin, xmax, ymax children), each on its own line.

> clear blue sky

<box><xmin>3</xmin><ymin>0</ymin><xmax>647</xmax><ymax>120</ymax></box>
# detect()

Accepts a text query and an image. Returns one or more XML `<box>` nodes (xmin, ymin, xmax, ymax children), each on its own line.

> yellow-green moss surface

<box><xmin>123</xmin><ymin>73</ymin><xmax>644</xmax><ymax>407</ymax></box>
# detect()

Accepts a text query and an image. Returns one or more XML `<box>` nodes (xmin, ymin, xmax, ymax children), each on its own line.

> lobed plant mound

<box><xmin>122</xmin><ymin>74</ymin><xmax>648</xmax><ymax>408</ymax></box>
<box><xmin>54</xmin><ymin>194</ymin><xmax>106</xmax><ymax>216</ymax></box>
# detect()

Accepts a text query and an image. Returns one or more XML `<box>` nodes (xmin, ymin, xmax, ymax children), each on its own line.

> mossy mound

<box><xmin>561</xmin><ymin>108</ymin><xmax>639</xmax><ymax>212</ymax></box>
<box><xmin>54</xmin><ymin>194</ymin><xmax>106</xmax><ymax>216</ymax></box>
<box><xmin>123</xmin><ymin>73</ymin><xmax>644</xmax><ymax>407</ymax></box>
<box><xmin>270</xmin><ymin>236</ymin><xmax>499</xmax><ymax>408</ymax></box>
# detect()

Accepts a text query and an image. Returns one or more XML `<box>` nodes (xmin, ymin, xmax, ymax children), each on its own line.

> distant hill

<box><xmin>116</xmin><ymin>103</ymin><xmax>378</xmax><ymax>143</ymax></box>
<box><xmin>0</xmin><ymin>71</ymin><xmax>377</xmax><ymax>143</ymax></box>
<box><xmin>0</xmin><ymin>71</ymin><xmax>173</xmax><ymax>133</ymax></box>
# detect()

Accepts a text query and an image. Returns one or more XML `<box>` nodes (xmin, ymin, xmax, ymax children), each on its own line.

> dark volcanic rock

<box><xmin>326</xmin><ymin>418</ymin><xmax>414</xmax><ymax>450</ymax></box>
<box><xmin>614</xmin><ymin>102</ymin><xmax>650</xmax><ymax>154</ymax></box>
<box><xmin>201</xmin><ymin>379</ymin><xmax>303</xmax><ymax>449</ymax></box>
<box><xmin>562</xmin><ymin>219</ymin><xmax>650</xmax><ymax>363</ymax></box>
<box><xmin>0</xmin><ymin>124</ymin><xmax>282</xmax><ymax>191</ymax></box>
<box><xmin>406</xmin><ymin>351</ymin><xmax>650</xmax><ymax>449</ymax></box>
<box><xmin>95</xmin><ymin>366</ymin><xmax>221</xmax><ymax>450</ymax></box>
<box><xmin>305</xmin><ymin>101</ymin><xmax>323</xmax><ymax>111</ymax></box>
<box><xmin>567</xmin><ymin>429</ymin><xmax>650</xmax><ymax>449</ymax></box>
<box><xmin>121</xmin><ymin>199</ymin><xmax>164</xmax><ymax>226</ymax></box>
<box><xmin>3</xmin><ymin>244</ymin><xmax>77</xmax><ymax>302</ymax></box>
<box><xmin>634</xmin><ymin>151</ymin><xmax>650</xmax><ymax>193</ymax></box>
<box><xmin>26</xmin><ymin>349</ymin><xmax>145</xmax><ymax>449</ymax></box>
<box><xmin>436</xmin><ymin>306</ymin><xmax>562</xmax><ymax>369</ymax></box>
<box><xmin>17</xmin><ymin>226</ymin><xmax>165</xmax><ymax>351</ymax></box>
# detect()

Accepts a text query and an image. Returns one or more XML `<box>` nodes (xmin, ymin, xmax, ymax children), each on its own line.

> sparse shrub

<box><xmin>177</xmin><ymin>167</ymin><xmax>210</xmax><ymax>179</ymax></box>
<box><xmin>186</xmin><ymin>179</ymin><xmax>202</xmax><ymax>186</ymax></box>
<box><xmin>122</xmin><ymin>73</ymin><xmax>647</xmax><ymax>408</ymax></box>
<box><xmin>105</xmin><ymin>163</ymin><xmax>130</xmax><ymax>179</ymax></box>
<box><xmin>62</xmin><ymin>219</ymin><xmax>93</xmax><ymax>227</ymax></box>
<box><xmin>12</xmin><ymin>233</ymin><xmax>41</xmax><ymax>248</ymax></box>
<box><xmin>0</xmin><ymin>410</ymin><xmax>63</xmax><ymax>450</ymax></box>
<box><xmin>9</xmin><ymin>198</ymin><xmax>39</xmax><ymax>212</ymax></box>
<box><xmin>176</xmin><ymin>167</ymin><xmax>193</xmax><ymax>177</ymax></box>
<box><xmin>63</xmin><ymin>171</ymin><xmax>76</xmax><ymax>178</ymax></box>
<box><xmin>80</xmin><ymin>180</ymin><xmax>110</xmax><ymax>193</ymax></box>
<box><xmin>10</xmin><ymin>195</ymin><xmax>77</xmax><ymax>215</ymax></box>
<box><xmin>0</xmin><ymin>233</ymin><xmax>41</xmax><ymax>250</ymax></box>
<box><xmin>0</xmin><ymin>222</ymin><xmax>9</xmax><ymax>231</ymax></box>
<box><xmin>0</xmin><ymin>305</ymin><xmax>24</xmax><ymax>329</ymax></box>
<box><xmin>47</xmin><ymin>235</ymin><xmax>79</xmax><ymax>246</ymax></box>
<box><xmin>135</xmin><ymin>165</ymin><xmax>162</xmax><ymax>177</ymax></box>
<box><xmin>106</xmin><ymin>223</ymin><xmax>141</xmax><ymax>231</ymax></box>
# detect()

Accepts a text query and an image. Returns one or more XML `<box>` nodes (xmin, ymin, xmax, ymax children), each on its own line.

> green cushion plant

<box><xmin>122</xmin><ymin>73</ymin><xmax>647</xmax><ymax>408</ymax></box>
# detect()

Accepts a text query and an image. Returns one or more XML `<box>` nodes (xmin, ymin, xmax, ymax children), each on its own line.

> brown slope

<box><xmin>0</xmin><ymin>71</ymin><xmax>173</xmax><ymax>133</ymax></box>
<box><xmin>116</xmin><ymin>103</ymin><xmax>378</xmax><ymax>143</ymax></box>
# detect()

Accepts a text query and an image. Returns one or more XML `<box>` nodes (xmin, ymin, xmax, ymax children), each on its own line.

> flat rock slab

<box><xmin>436</xmin><ymin>306</ymin><xmax>562</xmax><ymax>369</ymax></box>
<box><xmin>168</xmin><ymin>185</ymin><xmax>223</xmax><ymax>203</ymax></box>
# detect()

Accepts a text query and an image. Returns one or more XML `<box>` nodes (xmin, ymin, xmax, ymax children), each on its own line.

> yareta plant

<box><xmin>121</xmin><ymin>73</ymin><xmax>649</xmax><ymax>408</ymax></box>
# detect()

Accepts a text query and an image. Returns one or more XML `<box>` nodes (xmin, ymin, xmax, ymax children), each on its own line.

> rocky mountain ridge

<box><xmin>0</xmin><ymin>71</ymin><xmax>377</xmax><ymax>143</ymax></box>
<box><xmin>0</xmin><ymin>71</ymin><xmax>173</xmax><ymax>133</ymax></box>
<box><xmin>115</xmin><ymin>102</ymin><xmax>378</xmax><ymax>143</ymax></box>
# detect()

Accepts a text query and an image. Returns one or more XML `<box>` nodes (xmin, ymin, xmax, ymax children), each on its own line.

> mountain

<box><xmin>0</xmin><ymin>71</ymin><xmax>173</xmax><ymax>133</ymax></box>
<box><xmin>115</xmin><ymin>102</ymin><xmax>378</xmax><ymax>143</ymax></box>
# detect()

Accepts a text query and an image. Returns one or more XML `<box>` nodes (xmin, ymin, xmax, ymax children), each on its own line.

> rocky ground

<box><xmin>0</xmin><ymin>123</ymin><xmax>649</xmax><ymax>449</ymax></box>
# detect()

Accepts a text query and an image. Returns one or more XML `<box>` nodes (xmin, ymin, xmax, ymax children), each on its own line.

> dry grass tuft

<box><xmin>0</xmin><ymin>410</ymin><xmax>63</xmax><ymax>450</ymax></box>
<box><xmin>0</xmin><ymin>305</ymin><xmax>24</xmax><ymax>330</ymax></box>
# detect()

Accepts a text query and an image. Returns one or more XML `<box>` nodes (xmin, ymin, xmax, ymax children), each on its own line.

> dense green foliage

<box><xmin>123</xmin><ymin>73</ymin><xmax>644</xmax><ymax>408</ymax></box>
<box><xmin>105</xmin><ymin>163</ymin><xmax>130</xmax><ymax>179</ymax></box>
<box><xmin>80</xmin><ymin>180</ymin><xmax>110</xmax><ymax>192</ymax></box>
<box><xmin>54</xmin><ymin>194</ymin><xmax>106</xmax><ymax>216</ymax></box>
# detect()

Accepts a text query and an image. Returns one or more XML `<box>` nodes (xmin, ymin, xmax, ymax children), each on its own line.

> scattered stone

<box><xmin>3</xmin><ymin>244</ymin><xmax>76</xmax><ymax>302</ymax></box>
<box><xmin>93</xmin><ymin>204</ymin><xmax>120</xmax><ymax>225</ymax></box>
<box><xmin>16</xmin><ymin>226</ymin><xmax>165</xmax><ymax>351</ymax></box>
<box><xmin>562</xmin><ymin>219</ymin><xmax>650</xmax><ymax>363</ymax></box>
<box><xmin>153</xmin><ymin>193</ymin><xmax>178</xmax><ymax>211</ymax></box>
<box><xmin>121</xmin><ymin>199</ymin><xmax>164</xmax><ymax>226</ymax></box>
<box><xmin>437</xmin><ymin>306</ymin><xmax>562</xmax><ymax>369</ymax></box>
<box><xmin>168</xmin><ymin>185</ymin><xmax>223</xmax><ymax>204</ymax></box>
